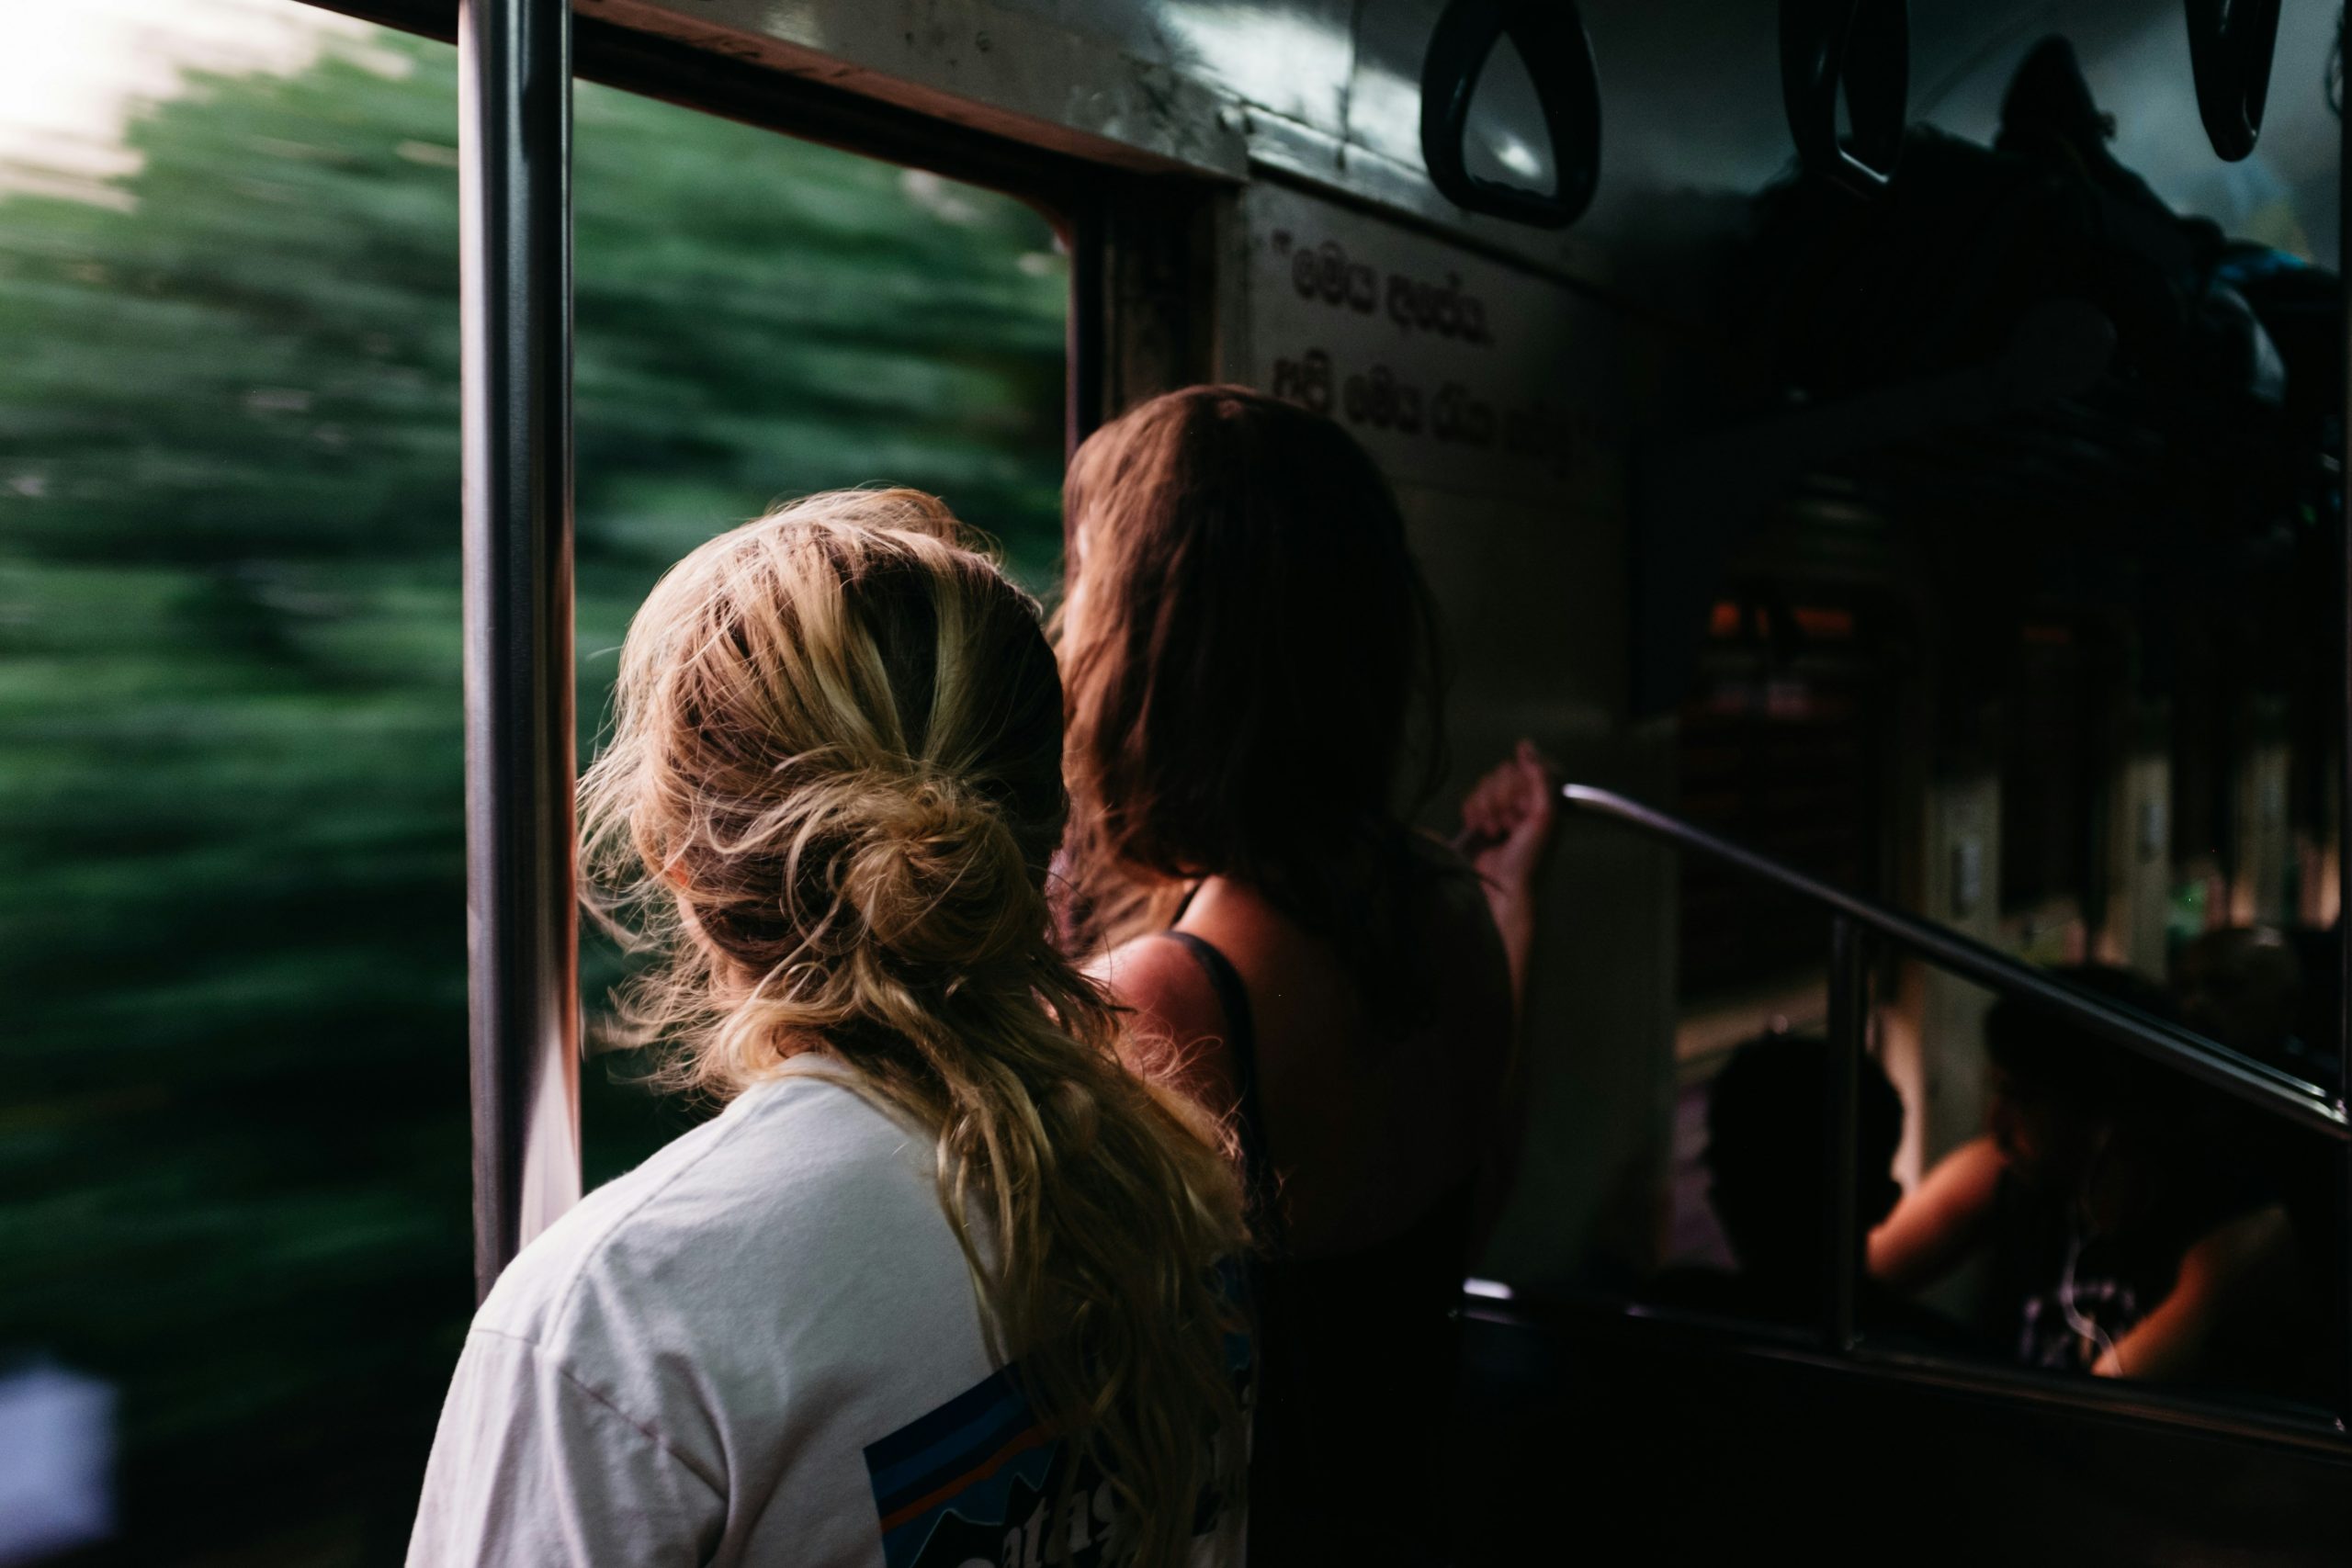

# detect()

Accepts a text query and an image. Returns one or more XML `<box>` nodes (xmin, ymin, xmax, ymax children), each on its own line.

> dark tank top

<box><xmin>1162</xmin><ymin>931</ymin><xmax>1475</xmax><ymax>1566</ymax></box>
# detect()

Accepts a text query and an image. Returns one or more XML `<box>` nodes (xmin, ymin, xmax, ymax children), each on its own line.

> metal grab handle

<box><xmin>1555</xmin><ymin>782</ymin><xmax>2347</xmax><ymax>1140</ymax></box>
<box><xmin>2185</xmin><ymin>0</ymin><xmax>2281</xmax><ymax>161</ymax></box>
<box><xmin>1418</xmin><ymin>0</ymin><xmax>1600</xmax><ymax>230</ymax></box>
<box><xmin>1780</xmin><ymin>0</ymin><xmax>1909</xmax><ymax>197</ymax></box>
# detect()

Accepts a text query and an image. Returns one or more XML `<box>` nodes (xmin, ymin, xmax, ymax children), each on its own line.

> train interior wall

<box><xmin>1146</xmin><ymin>6</ymin><xmax>2352</xmax><ymax>1313</ymax></box>
<box><xmin>1192</xmin><ymin>191</ymin><xmax>2347</xmax><ymax>1308</ymax></box>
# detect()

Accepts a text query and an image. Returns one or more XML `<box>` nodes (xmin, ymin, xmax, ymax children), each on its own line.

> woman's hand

<box><xmin>1458</xmin><ymin>740</ymin><xmax>1558</xmax><ymax>1010</ymax></box>
<box><xmin>1462</xmin><ymin>741</ymin><xmax>1558</xmax><ymax>897</ymax></box>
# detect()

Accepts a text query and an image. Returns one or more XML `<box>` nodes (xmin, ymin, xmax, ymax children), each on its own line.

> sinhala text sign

<box><xmin>1243</xmin><ymin>181</ymin><xmax>1621</xmax><ymax>508</ymax></box>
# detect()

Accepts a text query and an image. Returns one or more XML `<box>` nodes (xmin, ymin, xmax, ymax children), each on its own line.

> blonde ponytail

<box><xmin>578</xmin><ymin>490</ymin><xmax>1247</xmax><ymax>1565</ymax></box>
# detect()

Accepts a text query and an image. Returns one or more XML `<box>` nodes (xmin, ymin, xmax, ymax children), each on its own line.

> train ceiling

<box><xmin>978</xmin><ymin>1</ymin><xmax>2340</xmax><ymax>273</ymax></box>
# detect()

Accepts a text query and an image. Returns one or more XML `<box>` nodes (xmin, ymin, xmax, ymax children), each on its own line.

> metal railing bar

<box><xmin>1560</xmin><ymin>783</ymin><xmax>2348</xmax><ymax>1141</ymax></box>
<box><xmin>459</xmin><ymin>0</ymin><xmax>582</xmax><ymax>1301</ymax></box>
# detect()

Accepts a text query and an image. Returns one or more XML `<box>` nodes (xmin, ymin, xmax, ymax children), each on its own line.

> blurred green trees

<box><xmin>0</xmin><ymin>18</ymin><xmax>1066</xmax><ymax>1562</ymax></box>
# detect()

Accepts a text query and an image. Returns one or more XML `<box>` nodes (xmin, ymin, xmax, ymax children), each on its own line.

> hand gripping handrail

<box><xmin>1558</xmin><ymin>783</ymin><xmax>2347</xmax><ymax>1141</ymax></box>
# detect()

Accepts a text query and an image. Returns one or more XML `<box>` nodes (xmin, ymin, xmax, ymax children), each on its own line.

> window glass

<box><xmin>1648</xmin><ymin>956</ymin><xmax>2345</xmax><ymax>1419</ymax></box>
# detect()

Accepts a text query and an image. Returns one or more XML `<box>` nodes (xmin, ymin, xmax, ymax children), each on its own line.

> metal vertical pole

<box><xmin>1826</xmin><ymin>914</ymin><xmax>1866</xmax><ymax>1352</ymax></box>
<box><xmin>458</xmin><ymin>0</ymin><xmax>579</xmax><ymax>1302</ymax></box>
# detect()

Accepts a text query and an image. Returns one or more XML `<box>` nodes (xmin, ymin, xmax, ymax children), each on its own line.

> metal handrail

<box><xmin>1559</xmin><ymin>783</ymin><xmax>2348</xmax><ymax>1141</ymax></box>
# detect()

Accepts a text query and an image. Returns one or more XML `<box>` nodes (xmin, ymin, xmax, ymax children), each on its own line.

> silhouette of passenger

<box><xmin>1871</xmin><ymin>967</ymin><xmax>2312</xmax><ymax>1389</ymax></box>
<box><xmin>1654</xmin><ymin>1032</ymin><xmax>1958</xmax><ymax>1344</ymax></box>
<box><xmin>1707</xmin><ymin>1033</ymin><xmax>1901</xmax><ymax>1308</ymax></box>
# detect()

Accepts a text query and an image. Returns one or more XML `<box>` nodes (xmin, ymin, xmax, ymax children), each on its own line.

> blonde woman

<box><xmin>408</xmin><ymin>492</ymin><xmax>1248</xmax><ymax>1568</ymax></box>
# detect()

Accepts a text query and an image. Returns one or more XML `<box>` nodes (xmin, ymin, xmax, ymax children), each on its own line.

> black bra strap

<box><xmin>1160</xmin><ymin>931</ymin><xmax>1283</xmax><ymax>1247</ymax></box>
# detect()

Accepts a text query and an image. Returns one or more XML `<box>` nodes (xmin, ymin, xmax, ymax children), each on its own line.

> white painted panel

<box><xmin>1238</xmin><ymin>179</ymin><xmax>1627</xmax><ymax>511</ymax></box>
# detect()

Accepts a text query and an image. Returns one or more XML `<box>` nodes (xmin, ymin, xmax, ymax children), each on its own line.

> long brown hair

<box><xmin>578</xmin><ymin>490</ymin><xmax>1247</xmax><ymax>1564</ymax></box>
<box><xmin>1056</xmin><ymin>386</ymin><xmax>1446</xmax><ymax>990</ymax></box>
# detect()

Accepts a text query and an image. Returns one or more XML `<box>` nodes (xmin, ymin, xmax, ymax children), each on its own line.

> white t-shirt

<box><xmin>407</xmin><ymin>1069</ymin><xmax>1240</xmax><ymax>1567</ymax></box>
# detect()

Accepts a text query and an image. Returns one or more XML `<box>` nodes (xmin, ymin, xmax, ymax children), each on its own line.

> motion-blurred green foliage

<box><xmin>0</xmin><ymin>21</ymin><xmax>1066</xmax><ymax>1562</ymax></box>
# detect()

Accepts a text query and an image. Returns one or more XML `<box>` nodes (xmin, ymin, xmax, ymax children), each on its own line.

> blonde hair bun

<box><xmin>834</xmin><ymin>772</ymin><xmax>1039</xmax><ymax>970</ymax></box>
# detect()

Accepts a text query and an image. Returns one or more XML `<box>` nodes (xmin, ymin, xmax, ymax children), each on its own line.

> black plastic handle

<box><xmin>1781</xmin><ymin>0</ymin><xmax>1909</xmax><ymax>196</ymax></box>
<box><xmin>1419</xmin><ymin>0</ymin><xmax>1600</xmax><ymax>230</ymax></box>
<box><xmin>2185</xmin><ymin>0</ymin><xmax>2281</xmax><ymax>161</ymax></box>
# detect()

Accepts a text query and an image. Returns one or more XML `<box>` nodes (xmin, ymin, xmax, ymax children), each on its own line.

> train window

<box><xmin>1624</xmin><ymin>8</ymin><xmax>2350</xmax><ymax>1450</ymax></box>
<box><xmin>2169</xmin><ymin>617</ymin><xmax>2231</xmax><ymax>908</ymax></box>
<box><xmin>1650</xmin><ymin>958</ymin><xmax>2346</xmax><ymax>1416</ymax></box>
<box><xmin>1674</xmin><ymin>590</ymin><xmax>1885</xmax><ymax>998</ymax></box>
<box><xmin>1658</xmin><ymin>584</ymin><xmax>1894</xmax><ymax>1292</ymax></box>
<box><xmin>0</xmin><ymin>4</ymin><xmax>1068</xmax><ymax>1558</ymax></box>
<box><xmin>1997</xmin><ymin>622</ymin><xmax>2095</xmax><ymax>936</ymax></box>
<box><xmin>1876</xmin><ymin>967</ymin><xmax>2342</xmax><ymax>1414</ymax></box>
<box><xmin>567</xmin><ymin>60</ymin><xmax>1071</xmax><ymax>1186</ymax></box>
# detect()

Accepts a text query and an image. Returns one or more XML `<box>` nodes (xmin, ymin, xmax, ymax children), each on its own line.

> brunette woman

<box><xmin>1056</xmin><ymin>386</ymin><xmax>1557</xmax><ymax>1565</ymax></box>
<box><xmin>409</xmin><ymin>492</ymin><xmax>1248</xmax><ymax>1567</ymax></box>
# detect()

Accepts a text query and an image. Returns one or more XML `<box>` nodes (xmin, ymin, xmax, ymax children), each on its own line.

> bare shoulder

<box><xmin>1087</xmin><ymin>931</ymin><xmax>1238</xmax><ymax>1108</ymax></box>
<box><xmin>1090</xmin><ymin>932</ymin><xmax>1220</xmax><ymax>1037</ymax></box>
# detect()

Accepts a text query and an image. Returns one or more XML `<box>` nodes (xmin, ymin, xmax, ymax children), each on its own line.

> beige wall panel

<box><xmin>1227</xmin><ymin>177</ymin><xmax>1674</xmax><ymax>1284</ymax></box>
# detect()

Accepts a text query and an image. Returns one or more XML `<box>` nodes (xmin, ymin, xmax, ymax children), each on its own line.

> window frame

<box><xmin>313</xmin><ymin>0</ymin><xmax>1121</xmax><ymax>1292</ymax></box>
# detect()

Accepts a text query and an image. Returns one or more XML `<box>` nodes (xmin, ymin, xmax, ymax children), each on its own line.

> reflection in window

<box><xmin>1651</xmin><ymin>962</ymin><xmax>2340</xmax><ymax>1415</ymax></box>
<box><xmin>1871</xmin><ymin>967</ymin><xmax>2334</xmax><ymax>1402</ymax></box>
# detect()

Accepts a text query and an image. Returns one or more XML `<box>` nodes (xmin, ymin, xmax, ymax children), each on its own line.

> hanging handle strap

<box><xmin>2185</xmin><ymin>0</ymin><xmax>2281</xmax><ymax>162</ymax></box>
<box><xmin>1419</xmin><ymin>0</ymin><xmax>1600</xmax><ymax>230</ymax></box>
<box><xmin>1781</xmin><ymin>0</ymin><xmax>1910</xmax><ymax>197</ymax></box>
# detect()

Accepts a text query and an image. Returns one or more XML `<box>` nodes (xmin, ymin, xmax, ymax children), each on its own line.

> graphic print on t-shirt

<box><xmin>865</xmin><ymin>1334</ymin><xmax>1251</xmax><ymax>1565</ymax></box>
<box><xmin>862</xmin><ymin>1365</ymin><xmax>1125</xmax><ymax>1568</ymax></box>
<box><xmin>866</xmin><ymin>1260</ymin><xmax>1252</xmax><ymax>1568</ymax></box>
